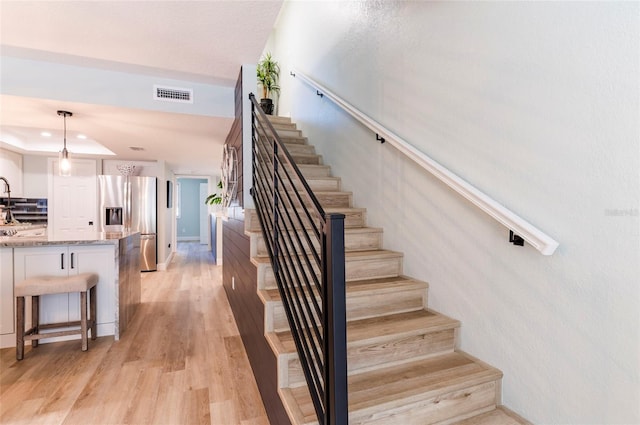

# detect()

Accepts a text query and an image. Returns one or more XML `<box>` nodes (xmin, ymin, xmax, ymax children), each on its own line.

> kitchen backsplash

<box><xmin>0</xmin><ymin>197</ymin><xmax>47</xmax><ymax>225</ymax></box>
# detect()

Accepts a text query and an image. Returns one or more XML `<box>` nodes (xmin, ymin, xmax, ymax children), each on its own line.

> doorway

<box><xmin>176</xmin><ymin>177</ymin><xmax>208</xmax><ymax>244</ymax></box>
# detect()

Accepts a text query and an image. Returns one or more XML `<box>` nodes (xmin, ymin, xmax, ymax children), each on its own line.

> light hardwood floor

<box><xmin>0</xmin><ymin>243</ymin><xmax>270</xmax><ymax>425</ymax></box>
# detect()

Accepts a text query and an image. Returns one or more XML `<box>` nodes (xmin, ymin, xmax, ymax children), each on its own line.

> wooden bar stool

<box><xmin>15</xmin><ymin>272</ymin><xmax>99</xmax><ymax>360</ymax></box>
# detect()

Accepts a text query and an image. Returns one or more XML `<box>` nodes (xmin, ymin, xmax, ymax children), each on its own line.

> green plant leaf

<box><xmin>257</xmin><ymin>52</ymin><xmax>280</xmax><ymax>98</ymax></box>
<box><xmin>205</xmin><ymin>193</ymin><xmax>222</xmax><ymax>205</ymax></box>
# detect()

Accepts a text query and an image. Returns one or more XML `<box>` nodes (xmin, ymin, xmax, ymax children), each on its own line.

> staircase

<box><xmin>245</xmin><ymin>115</ymin><xmax>531</xmax><ymax>425</ymax></box>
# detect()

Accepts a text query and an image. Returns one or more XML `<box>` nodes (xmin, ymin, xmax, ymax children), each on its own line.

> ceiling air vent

<box><xmin>153</xmin><ymin>85</ymin><xmax>193</xmax><ymax>104</ymax></box>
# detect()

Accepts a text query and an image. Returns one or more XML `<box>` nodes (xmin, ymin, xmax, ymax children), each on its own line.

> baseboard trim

<box><xmin>157</xmin><ymin>251</ymin><xmax>175</xmax><ymax>271</ymax></box>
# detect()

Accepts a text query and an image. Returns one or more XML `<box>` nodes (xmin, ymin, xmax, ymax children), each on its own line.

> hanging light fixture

<box><xmin>57</xmin><ymin>110</ymin><xmax>73</xmax><ymax>176</ymax></box>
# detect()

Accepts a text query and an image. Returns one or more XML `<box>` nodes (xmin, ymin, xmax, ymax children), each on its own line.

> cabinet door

<box><xmin>13</xmin><ymin>246</ymin><xmax>69</xmax><ymax>325</ymax></box>
<box><xmin>68</xmin><ymin>245</ymin><xmax>115</xmax><ymax>331</ymax></box>
<box><xmin>0</xmin><ymin>248</ymin><xmax>14</xmax><ymax>335</ymax></box>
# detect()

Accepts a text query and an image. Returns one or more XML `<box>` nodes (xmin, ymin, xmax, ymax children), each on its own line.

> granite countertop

<box><xmin>0</xmin><ymin>231</ymin><xmax>140</xmax><ymax>247</ymax></box>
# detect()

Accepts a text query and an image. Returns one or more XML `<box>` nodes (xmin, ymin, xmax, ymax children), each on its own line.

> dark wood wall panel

<box><xmin>223</xmin><ymin>207</ymin><xmax>291</xmax><ymax>425</ymax></box>
<box><xmin>222</xmin><ymin>67</ymin><xmax>291</xmax><ymax>425</ymax></box>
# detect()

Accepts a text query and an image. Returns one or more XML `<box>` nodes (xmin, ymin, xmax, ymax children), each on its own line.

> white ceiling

<box><xmin>0</xmin><ymin>0</ymin><xmax>283</xmax><ymax>176</ymax></box>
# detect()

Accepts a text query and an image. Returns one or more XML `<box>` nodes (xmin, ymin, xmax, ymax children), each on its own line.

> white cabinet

<box><xmin>13</xmin><ymin>244</ymin><xmax>115</xmax><ymax>337</ymax></box>
<box><xmin>0</xmin><ymin>248</ymin><xmax>14</xmax><ymax>335</ymax></box>
<box><xmin>0</xmin><ymin>148</ymin><xmax>23</xmax><ymax>197</ymax></box>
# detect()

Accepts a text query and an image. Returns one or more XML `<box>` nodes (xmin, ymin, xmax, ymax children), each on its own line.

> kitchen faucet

<box><xmin>0</xmin><ymin>176</ymin><xmax>15</xmax><ymax>224</ymax></box>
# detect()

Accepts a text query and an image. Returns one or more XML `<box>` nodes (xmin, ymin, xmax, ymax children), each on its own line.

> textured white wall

<box><xmin>271</xmin><ymin>1</ymin><xmax>639</xmax><ymax>423</ymax></box>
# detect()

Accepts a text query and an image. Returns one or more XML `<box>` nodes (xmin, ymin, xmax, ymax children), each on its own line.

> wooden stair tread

<box><xmin>246</xmin><ymin>226</ymin><xmax>382</xmax><ymax>238</ymax></box>
<box><xmin>323</xmin><ymin>206</ymin><xmax>366</xmax><ymax>213</ymax></box>
<box><xmin>252</xmin><ymin>248</ymin><xmax>402</xmax><ymax>266</ymax></box>
<box><xmin>260</xmin><ymin>275</ymin><xmax>423</xmax><ymax>303</ymax></box>
<box><xmin>252</xmin><ymin>248</ymin><xmax>404</xmax><ymax>291</ymax></box>
<box><xmin>451</xmin><ymin>407</ymin><xmax>532</xmax><ymax>425</ymax></box>
<box><xmin>271</xmin><ymin>309</ymin><xmax>459</xmax><ymax>354</ymax></box>
<box><xmin>344</xmin><ymin>249</ymin><xmax>403</xmax><ymax>260</ymax></box>
<box><xmin>245</xmin><ymin>207</ymin><xmax>367</xmax><ymax>233</ymax></box>
<box><xmin>249</xmin><ymin>225</ymin><xmax>383</xmax><ymax>258</ymax></box>
<box><xmin>296</xmin><ymin>176</ymin><xmax>340</xmax><ymax>183</ymax></box>
<box><xmin>304</xmin><ymin>190</ymin><xmax>351</xmax><ymax>195</ymax></box>
<box><xmin>270</xmin><ymin>122</ymin><xmax>297</xmax><ymax>130</ymax></box>
<box><xmin>285</xmin><ymin>152</ymin><xmax>320</xmax><ymax>159</ymax></box>
<box><xmin>286</xmin><ymin>352</ymin><xmax>503</xmax><ymax>423</ymax></box>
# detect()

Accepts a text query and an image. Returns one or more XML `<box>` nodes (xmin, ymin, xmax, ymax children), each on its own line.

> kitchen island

<box><xmin>0</xmin><ymin>231</ymin><xmax>141</xmax><ymax>349</ymax></box>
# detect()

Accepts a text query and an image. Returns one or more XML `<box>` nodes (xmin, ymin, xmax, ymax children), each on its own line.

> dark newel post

<box><xmin>323</xmin><ymin>213</ymin><xmax>348</xmax><ymax>425</ymax></box>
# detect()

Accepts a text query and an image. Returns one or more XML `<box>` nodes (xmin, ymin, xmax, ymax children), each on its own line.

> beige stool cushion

<box><xmin>15</xmin><ymin>273</ymin><xmax>99</xmax><ymax>297</ymax></box>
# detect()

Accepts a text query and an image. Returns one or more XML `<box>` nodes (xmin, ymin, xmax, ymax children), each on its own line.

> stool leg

<box><xmin>90</xmin><ymin>286</ymin><xmax>97</xmax><ymax>340</ymax></box>
<box><xmin>80</xmin><ymin>291</ymin><xmax>88</xmax><ymax>351</ymax></box>
<box><xmin>16</xmin><ymin>296</ymin><xmax>25</xmax><ymax>360</ymax></box>
<box><xmin>31</xmin><ymin>295</ymin><xmax>39</xmax><ymax>348</ymax></box>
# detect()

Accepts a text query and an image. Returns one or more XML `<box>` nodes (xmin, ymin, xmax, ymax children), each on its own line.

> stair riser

<box><xmin>287</xmin><ymin>192</ymin><xmax>351</xmax><ymax>209</ymax></box>
<box><xmin>350</xmin><ymin>381</ymin><xmax>499</xmax><ymax>425</ymax></box>
<box><xmin>340</xmin><ymin>209</ymin><xmax>368</xmax><ymax>228</ymax></box>
<box><xmin>268</xmin><ymin>285</ymin><xmax>426</xmax><ymax>332</ymax></box>
<box><xmin>246</xmin><ymin>208</ymin><xmax>366</xmax><ymax>233</ymax></box>
<box><xmin>292</xmin><ymin>178</ymin><xmax>341</xmax><ymax>192</ymax></box>
<box><xmin>265</xmin><ymin>116</ymin><xmax>291</xmax><ymax>125</ymax></box>
<box><xmin>346</xmin><ymin>255</ymin><xmax>403</xmax><ymax>283</ymax></box>
<box><xmin>271</xmin><ymin>122</ymin><xmax>297</xmax><ymax>131</ymax></box>
<box><xmin>257</xmin><ymin>255</ymin><xmax>403</xmax><ymax>290</ymax></box>
<box><xmin>284</xmin><ymin>144</ymin><xmax>316</xmax><ymax>155</ymax></box>
<box><xmin>255</xmin><ymin>151</ymin><xmax>321</xmax><ymax>165</ymax></box>
<box><xmin>280</xmin><ymin>136</ymin><xmax>309</xmax><ymax>145</ymax></box>
<box><xmin>294</xmin><ymin>165</ymin><xmax>332</xmax><ymax>178</ymax></box>
<box><xmin>283</xmin><ymin>329</ymin><xmax>456</xmax><ymax>388</ymax></box>
<box><xmin>319</xmin><ymin>193</ymin><xmax>351</xmax><ymax>208</ymax></box>
<box><xmin>285</xmin><ymin>154</ymin><xmax>322</xmax><ymax>165</ymax></box>
<box><xmin>252</xmin><ymin>229</ymin><xmax>382</xmax><ymax>258</ymax></box>
<box><xmin>253</xmin><ymin>190</ymin><xmax>352</xmax><ymax>213</ymax></box>
<box><xmin>277</xmin><ymin>129</ymin><xmax>303</xmax><ymax>138</ymax></box>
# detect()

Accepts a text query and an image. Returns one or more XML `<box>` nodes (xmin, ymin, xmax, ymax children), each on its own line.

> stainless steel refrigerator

<box><xmin>98</xmin><ymin>175</ymin><xmax>157</xmax><ymax>271</ymax></box>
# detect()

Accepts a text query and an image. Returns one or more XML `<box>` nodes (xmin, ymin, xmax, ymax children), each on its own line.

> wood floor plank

<box><xmin>0</xmin><ymin>243</ymin><xmax>267</xmax><ymax>425</ymax></box>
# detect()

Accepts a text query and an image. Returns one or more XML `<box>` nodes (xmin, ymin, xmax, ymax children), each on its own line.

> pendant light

<box><xmin>57</xmin><ymin>110</ymin><xmax>73</xmax><ymax>176</ymax></box>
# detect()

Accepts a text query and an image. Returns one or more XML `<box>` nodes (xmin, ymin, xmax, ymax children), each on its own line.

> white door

<box><xmin>49</xmin><ymin>159</ymin><xmax>98</xmax><ymax>238</ymax></box>
<box><xmin>199</xmin><ymin>183</ymin><xmax>208</xmax><ymax>245</ymax></box>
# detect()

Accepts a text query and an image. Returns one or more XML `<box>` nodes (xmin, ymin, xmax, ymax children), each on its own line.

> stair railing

<box><xmin>249</xmin><ymin>93</ymin><xmax>348</xmax><ymax>425</ymax></box>
<box><xmin>290</xmin><ymin>69</ymin><xmax>559</xmax><ymax>255</ymax></box>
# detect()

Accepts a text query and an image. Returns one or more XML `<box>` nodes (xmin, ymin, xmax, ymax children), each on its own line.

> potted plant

<box><xmin>257</xmin><ymin>52</ymin><xmax>280</xmax><ymax>115</ymax></box>
<box><xmin>205</xmin><ymin>181</ymin><xmax>223</xmax><ymax>205</ymax></box>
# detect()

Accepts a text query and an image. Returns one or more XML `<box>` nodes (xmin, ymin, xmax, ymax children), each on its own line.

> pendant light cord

<box><xmin>63</xmin><ymin>113</ymin><xmax>67</xmax><ymax>150</ymax></box>
<box><xmin>57</xmin><ymin>110</ymin><xmax>72</xmax><ymax>152</ymax></box>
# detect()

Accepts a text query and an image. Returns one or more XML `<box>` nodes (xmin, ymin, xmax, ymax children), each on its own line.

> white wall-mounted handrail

<box><xmin>291</xmin><ymin>68</ymin><xmax>559</xmax><ymax>255</ymax></box>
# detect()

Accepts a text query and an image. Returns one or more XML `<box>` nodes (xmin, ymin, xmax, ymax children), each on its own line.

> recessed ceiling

<box><xmin>0</xmin><ymin>0</ymin><xmax>283</xmax><ymax>176</ymax></box>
